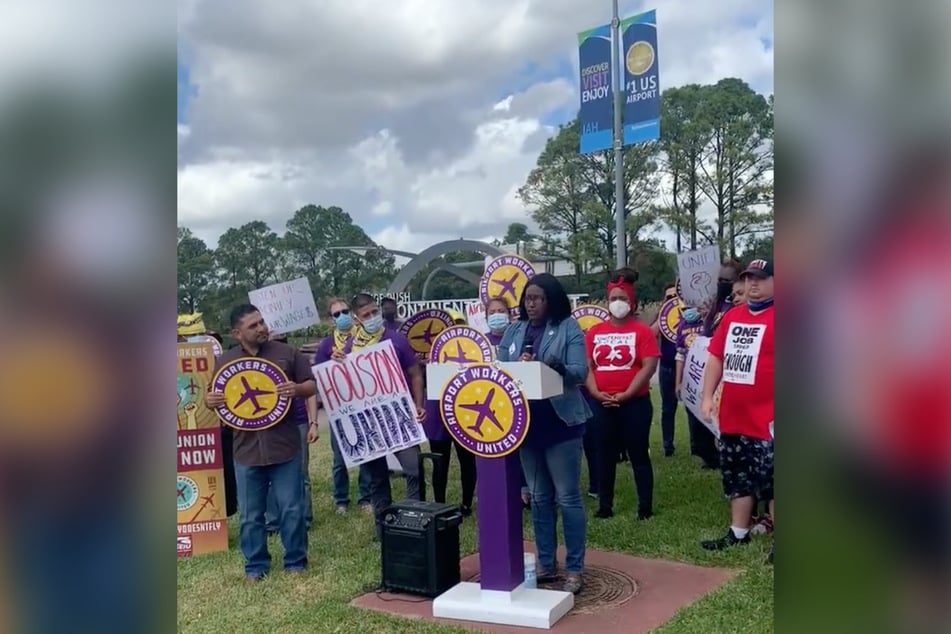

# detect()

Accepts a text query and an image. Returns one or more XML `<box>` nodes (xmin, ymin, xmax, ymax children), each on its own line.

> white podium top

<box><xmin>426</xmin><ymin>361</ymin><xmax>564</xmax><ymax>401</ymax></box>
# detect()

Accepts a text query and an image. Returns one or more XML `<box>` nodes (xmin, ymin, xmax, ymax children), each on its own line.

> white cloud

<box><xmin>178</xmin><ymin>0</ymin><xmax>774</xmax><ymax>256</ymax></box>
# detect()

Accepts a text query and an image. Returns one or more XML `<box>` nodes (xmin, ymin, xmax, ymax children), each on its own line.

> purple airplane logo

<box><xmin>492</xmin><ymin>273</ymin><xmax>520</xmax><ymax>301</ymax></box>
<box><xmin>442</xmin><ymin>341</ymin><xmax>474</xmax><ymax>364</ymax></box>
<box><xmin>185</xmin><ymin>378</ymin><xmax>200</xmax><ymax>395</ymax></box>
<box><xmin>411</xmin><ymin>320</ymin><xmax>439</xmax><ymax>346</ymax></box>
<box><xmin>233</xmin><ymin>376</ymin><xmax>274</xmax><ymax>415</ymax></box>
<box><xmin>177</xmin><ymin>483</ymin><xmax>188</xmax><ymax>502</ymax></box>
<box><xmin>459</xmin><ymin>388</ymin><xmax>505</xmax><ymax>437</ymax></box>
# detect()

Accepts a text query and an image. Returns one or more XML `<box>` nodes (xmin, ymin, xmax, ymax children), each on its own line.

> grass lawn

<box><xmin>177</xmin><ymin>401</ymin><xmax>774</xmax><ymax>633</ymax></box>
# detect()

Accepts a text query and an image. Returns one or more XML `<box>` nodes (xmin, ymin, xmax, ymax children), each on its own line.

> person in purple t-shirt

<box><xmin>381</xmin><ymin>296</ymin><xmax>403</xmax><ymax>333</ymax></box>
<box><xmin>650</xmin><ymin>283</ymin><xmax>680</xmax><ymax>457</ymax></box>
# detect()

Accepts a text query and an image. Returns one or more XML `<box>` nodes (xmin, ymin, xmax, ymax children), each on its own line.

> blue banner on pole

<box><xmin>621</xmin><ymin>9</ymin><xmax>660</xmax><ymax>145</ymax></box>
<box><xmin>577</xmin><ymin>24</ymin><xmax>612</xmax><ymax>154</ymax></box>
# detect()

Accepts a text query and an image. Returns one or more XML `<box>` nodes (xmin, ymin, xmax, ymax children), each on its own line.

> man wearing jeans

<box><xmin>205</xmin><ymin>304</ymin><xmax>316</xmax><ymax>582</ymax></box>
<box><xmin>330</xmin><ymin>432</ymin><xmax>373</xmax><ymax>513</ymax></box>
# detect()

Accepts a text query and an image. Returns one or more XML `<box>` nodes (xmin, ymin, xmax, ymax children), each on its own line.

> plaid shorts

<box><xmin>719</xmin><ymin>433</ymin><xmax>774</xmax><ymax>501</ymax></box>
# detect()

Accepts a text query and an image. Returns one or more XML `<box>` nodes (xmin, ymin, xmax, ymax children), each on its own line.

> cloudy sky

<box><xmin>177</xmin><ymin>0</ymin><xmax>773</xmax><ymax>261</ymax></box>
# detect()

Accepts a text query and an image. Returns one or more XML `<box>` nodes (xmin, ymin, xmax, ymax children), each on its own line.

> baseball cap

<box><xmin>740</xmin><ymin>259</ymin><xmax>774</xmax><ymax>279</ymax></box>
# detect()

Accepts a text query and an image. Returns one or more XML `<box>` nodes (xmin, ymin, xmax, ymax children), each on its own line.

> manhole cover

<box><xmin>467</xmin><ymin>565</ymin><xmax>638</xmax><ymax>614</ymax></box>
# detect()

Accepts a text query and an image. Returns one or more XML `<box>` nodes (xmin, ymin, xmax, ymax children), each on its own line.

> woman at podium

<box><xmin>497</xmin><ymin>273</ymin><xmax>591</xmax><ymax>595</ymax></box>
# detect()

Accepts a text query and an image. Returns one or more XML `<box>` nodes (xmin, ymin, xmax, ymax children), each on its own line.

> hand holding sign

<box><xmin>701</xmin><ymin>395</ymin><xmax>716</xmax><ymax>422</ymax></box>
<box><xmin>205</xmin><ymin>390</ymin><xmax>225</xmax><ymax>408</ymax></box>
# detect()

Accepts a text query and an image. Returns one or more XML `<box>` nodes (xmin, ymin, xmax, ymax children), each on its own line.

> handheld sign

<box><xmin>676</xmin><ymin>245</ymin><xmax>720</xmax><ymax>309</ymax></box>
<box><xmin>211</xmin><ymin>358</ymin><xmax>291</xmax><ymax>431</ymax></box>
<box><xmin>187</xmin><ymin>334</ymin><xmax>222</xmax><ymax>358</ymax></box>
<box><xmin>177</xmin><ymin>342</ymin><xmax>228</xmax><ymax>557</ymax></box>
<box><xmin>248</xmin><ymin>277</ymin><xmax>320</xmax><ymax>335</ymax></box>
<box><xmin>399</xmin><ymin>309</ymin><xmax>454</xmax><ymax>355</ymax></box>
<box><xmin>571</xmin><ymin>304</ymin><xmax>610</xmax><ymax>333</ymax></box>
<box><xmin>313</xmin><ymin>340</ymin><xmax>425</xmax><ymax>468</ymax></box>
<box><xmin>679</xmin><ymin>336</ymin><xmax>722</xmax><ymax>438</ymax></box>
<box><xmin>658</xmin><ymin>297</ymin><xmax>683</xmax><ymax>343</ymax></box>
<box><xmin>479</xmin><ymin>254</ymin><xmax>536</xmax><ymax>312</ymax></box>
<box><xmin>440</xmin><ymin>364</ymin><xmax>530</xmax><ymax>458</ymax></box>
<box><xmin>429</xmin><ymin>325</ymin><xmax>495</xmax><ymax>365</ymax></box>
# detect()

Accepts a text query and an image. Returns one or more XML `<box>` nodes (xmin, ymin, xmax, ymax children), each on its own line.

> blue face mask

<box><xmin>748</xmin><ymin>297</ymin><xmax>774</xmax><ymax>312</ymax></box>
<box><xmin>362</xmin><ymin>314</ymin><xmax>384</xmax><ymax>334</ymax></box>
<box><xmin>334</xmin><ymin>313</ymin><xmax>352</xmax><ymax>331</ymax></box>
<box><xmin>682</xmin><ymin>308</ymin><xmax>701</xmax><ymax>323</ymax></box>
<box><xmin>487</xmin><ymin>313</ymin><xmax>509</xmax><ymax>332</ymax></box>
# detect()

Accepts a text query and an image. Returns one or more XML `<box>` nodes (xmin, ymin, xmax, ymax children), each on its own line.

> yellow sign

<box><xmin>440</xmin><ymin>364</ymin><xmax>530</xmax><ymax>458</ymax></box>
<box><xmin>177</xmin><ymin>342</ymin><xmax>228</xmax><ymax>557</ymax></box>
<box><xmin>479</xmin><ymin>254</ymin><xmax>536</xmax><ymax>310</ymax></box>
<box><xmin>211</xmin><ymin>358</ymin><xmax>291</xmax><ymax>431</ymax></box>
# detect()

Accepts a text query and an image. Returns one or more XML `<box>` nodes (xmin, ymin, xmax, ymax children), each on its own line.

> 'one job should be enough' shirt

<box><xmin>585</xmin><ymin>319</ymin><xmax>660</xmax><ymax>396</ymax></box>
<box><xmin>708</xmin><ymin>305</ymin><xmax>774</xmax><ymax>439</ymax></box>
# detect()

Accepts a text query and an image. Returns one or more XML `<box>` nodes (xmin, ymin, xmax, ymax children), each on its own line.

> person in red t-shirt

<box><xmin>585</xmin><ymin>268</ymin><xmax>660</xmax><ymax>520</ymax></box>
<box><xmin>700</xmin><ymin>259</ymin><xmax>775</xmax><ymax>562</ymax></box>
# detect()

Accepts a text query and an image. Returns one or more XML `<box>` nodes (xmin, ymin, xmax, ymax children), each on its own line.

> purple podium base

<box><xmin>432</xmin><ymin>454</ymin><xmax>574</xmax><ymax>629</ymax></box>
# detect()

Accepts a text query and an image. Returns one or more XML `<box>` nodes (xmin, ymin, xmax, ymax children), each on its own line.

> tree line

<box><xmin>178</xmin><ymin>76</ymin><xmax>773</xmax><ymax>333</ymax></box>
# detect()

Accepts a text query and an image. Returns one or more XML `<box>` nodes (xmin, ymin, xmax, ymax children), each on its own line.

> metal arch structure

<box><xmin>386</xmin><ymin>239</ymin><xmax>505</xmax><ymax>297</ymax></box>
<box><xmin>421</xmin><ymin>264</ymin><xmax>482</xmax><ymax>299</ymax></box>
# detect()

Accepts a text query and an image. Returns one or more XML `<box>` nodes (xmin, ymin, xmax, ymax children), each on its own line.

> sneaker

<box><xmin>701</xmin><ymin>528</ymin><xmax>751</xmax><ymax>551</ymax></box>
<box><xmin>459</xmin><ymin>504</ymin><xmax>472</xmax><ymax>517</ymax></box>
<box><xmin>335</xmin><ymin>505</ymin><xmax>347</xmax><ymax>515</ymax></box>
<box><xmin>563</xmin><ymin>574</ymin><xmax>583</xmax><ymax>595</ymax></box>
<box><xmin>360</xmin><ymin>503</ymin><xmax>374</xmax><ymax>515</ymax></box>
<box><xmin>637</xmin><ymin>509</ymin><xmax>653</xmax><ymax>521</ymax></box>
<box><xmin>586</xmin><ymin>491</ymin><xmax>598</xmax><ymax>499</ymax></box>
<box><xmin>664</xmin><ymin>448</ymin><xmax>675</xmax><ymax>457</ymax></box>
<box><xmin>594</xmin><ymin>508</ymin><xmax>613</xmax><ymax>519</ymax></box>
<box><xmin>243</xmin><ymin>574</ymin><xmax>265</xmax><ymax>584</ymax></box>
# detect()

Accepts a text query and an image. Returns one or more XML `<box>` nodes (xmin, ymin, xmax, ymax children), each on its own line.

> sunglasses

<box><xmin>331</xmin><ymin>309</ymin><xmax>350</xmax><ymax>318</ymax></box>
<box><xmin>665</xmin><ymin>294</ymin><xmax>676</xmax><ymax>300</ymax></box>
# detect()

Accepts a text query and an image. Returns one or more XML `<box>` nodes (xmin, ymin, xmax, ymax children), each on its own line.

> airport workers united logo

<box><xmin>211</xmin><ymin>357</ymin><xmax>291</xmax><ymax>431</ymax></box>
<box><xmin>658</xmin><ymin>297</ymin><xmax>684</xmax><ymax>343</ymax></box>
<box><xmin>479</xmin><ymin>254</ymin><xmax>536</xmax><ymax>311</ymax></box>
<box><xmin>572</xmin><ymin>304</ymin><xmax>610</xmax><ymax>333</ymax></box>
<box><xmin>177</xmin><ymin>475</ymin><xmax>199</xmax><ymax>512</ymax></box>
<box><xmin>189</xmin><ymin>334</ymin><xmax>222</xmax><ymax>357</ymax></box>
<box><xmin>429</xmin><ymin>325</ymin><xmax>495</xmax><ymax>365</ymax></box>
<box><xmin>440</xmin><ymin>364</ymin><xmax>530</xmax><ymax>458</ymax></box>
<box><xmin>399</xmin><ymin>309</ymin><xmax>455</xmax><ymax>355</ymax></box>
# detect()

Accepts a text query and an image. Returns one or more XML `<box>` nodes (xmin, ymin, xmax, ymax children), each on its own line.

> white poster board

<box><xmin>677</xmin><ymin>245</ymin><xmax>721</xmax><ymax>309</ymax></box>
<box><xmin>465</xmin><ymin>301</ymin><xmax>489</xmax><ymax>334</ymax></box>
<box><xmin>680</xmin><ymin>336</ymin><xmax>721</xmax><ymax>438</ymax></box>
<box><xmin>312</xmin><ymin>340</ymin><xmax>426</xmax><ymax>468</ymax></box>
<box><xmin>248</xmin><ymin>277</ymin><xmax>320</xmax><ymax>335</ymax></box>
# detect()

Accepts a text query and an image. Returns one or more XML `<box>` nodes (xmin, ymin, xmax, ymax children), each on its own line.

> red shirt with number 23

<box><xmin>584</xmin><ymin>318</ymin><xmax>660</xmax><ymax>396</ymax></box>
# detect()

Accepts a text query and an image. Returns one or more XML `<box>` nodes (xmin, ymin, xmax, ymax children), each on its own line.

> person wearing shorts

<box><xmin>700</xmin><ymin>259</ymin><xmax>775</xmax><ymax>563</ymax></box>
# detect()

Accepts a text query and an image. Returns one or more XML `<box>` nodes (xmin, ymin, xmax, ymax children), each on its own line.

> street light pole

<box><xmin>611</xmin><ymin>0</ymin><xmax>626</xmax><ymax>269</ymax></box>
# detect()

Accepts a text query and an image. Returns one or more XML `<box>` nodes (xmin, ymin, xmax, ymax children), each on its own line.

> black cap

<box><xmin>740</xmin><ymin>259</ymin><xmax>773</xmax><ymax>279</ymax></box>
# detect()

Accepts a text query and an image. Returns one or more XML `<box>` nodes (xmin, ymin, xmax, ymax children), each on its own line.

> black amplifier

<box><xmin>380</xmin><ymin>500</ymin><xmax>463</xmax><ymax>597</ymax></box>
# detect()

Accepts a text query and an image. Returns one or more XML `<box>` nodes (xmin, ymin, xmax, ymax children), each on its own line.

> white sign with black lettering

<box><xmin>592</xmin><ymin>332</ymin><xmax>636</xmax><ymax>371</ymax></box>
<box><xmin>722</xmin><ymin>323</ymin><xmax>767</xmax><ymax>385</ymax></box>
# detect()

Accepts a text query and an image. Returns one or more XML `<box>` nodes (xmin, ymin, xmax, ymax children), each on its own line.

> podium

<box><xmin>426</xmin><ymin>361</ymin><xmax>575</xmax><ymax>629</ymax></box>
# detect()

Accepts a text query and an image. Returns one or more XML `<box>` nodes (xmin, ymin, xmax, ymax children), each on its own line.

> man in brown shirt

<box><xmin>205</xmin><ymin>304</ymin><xmax>316</xmax><ymax>581</ymax></box>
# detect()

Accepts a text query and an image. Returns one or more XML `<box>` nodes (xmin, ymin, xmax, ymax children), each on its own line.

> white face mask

<box><xmin>609</xmin><ymin>299</ymin><xmax>631</xmax><ymax>319</ymax></box>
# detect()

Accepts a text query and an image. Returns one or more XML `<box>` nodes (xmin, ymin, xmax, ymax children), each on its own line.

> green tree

<box><xmin>518</xmin><ymin>118</ymin><xmax>660</xmax><ymax>279</ymax></box>
<box><xmin>695</xmin><ymin>78</ymin><xmax>774</xmax><ymax>258</ymax></box>
<box><xmin>215</xmin><ymin>220</ymin><xmax>280</xmax><ymax>290</ymax></box>
<box><xmin>177</xmin><ymin>227</ymin><xmax>215</xmax><ymax>313</ymax></box>
<box><xmin>656</xmin><ymin>84</ymin><xmax>711</xmax><ymax>251</ymax></box>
